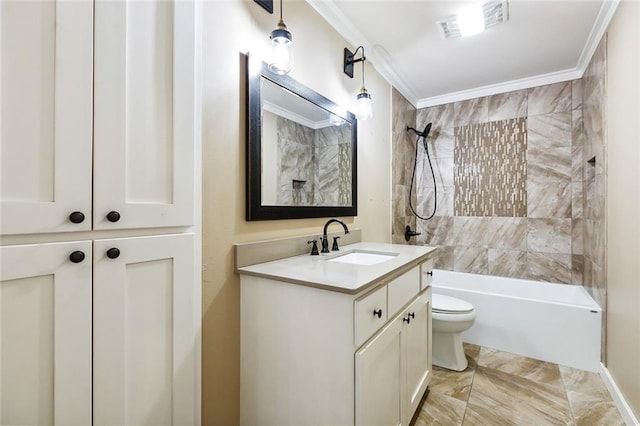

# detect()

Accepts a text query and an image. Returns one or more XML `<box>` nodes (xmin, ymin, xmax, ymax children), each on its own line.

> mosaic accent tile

<box><xmin>453</xmin><ymin>97</ymin><xmax>489</xmax><ymax>126</ymax></box>
<box><xmin>454</xmin><ymin>118</ymin><xmax>527</xmax><ymax>217</ymax></box>
<box><xmin>528</xmin><ymin>81</ymin><xmax>572</xmax><ymax>116</ymax></box>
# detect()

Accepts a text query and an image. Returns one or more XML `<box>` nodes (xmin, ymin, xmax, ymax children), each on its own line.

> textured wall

<box><xmin>392</xmin><ymin>88</ymin><xmax>417</xmax><ymax>244</ymax></box>
<box><xmin>582</xmin><ymin>37</ymin><xmax>607</xmax><ymax>310</ymax></box>
<box><xmin>394</xmin><ymin>80</ymin><xmax>584</xmax><ymax>284</ymax></box>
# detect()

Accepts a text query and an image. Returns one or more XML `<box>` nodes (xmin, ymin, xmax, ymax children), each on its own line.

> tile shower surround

<box><xmin>393</xmin><ymin>79</ymin><xmax>585</xmax><ymax>284</ymax></box>
<box><xmin>392</xmin><ymin>35</ymin><xmax>608</xmax><ymax>357</ymax></box>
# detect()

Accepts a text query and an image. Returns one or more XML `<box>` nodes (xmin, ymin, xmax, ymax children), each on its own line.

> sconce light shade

<box><xmin>344</xmin><ymin>46</ymin><xmax>372</xmax><ymax>120</ymax></box>
<box><xmin>356</xmin><ymin>89</ymin><xmax>373</xmax><ymax>120</ymax></box>
<box><xmin>269</xmin><ymin>18</ymin><xmax>293</xmax><ymax>75</ymax></box>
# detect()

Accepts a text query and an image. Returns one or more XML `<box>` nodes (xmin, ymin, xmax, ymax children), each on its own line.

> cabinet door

<box><xmin>0</xmin><ymin>1</ymin><xmax>93</xmax><ymax>235</ymax></box>
<box><xmin>404</xmin><ymin>288</ymin><xmax>432</xmax><ymax>423</ymax></box>
<box><xmin>0</xmin><ymin>241</ymin><xmax>92</xmax><ymax>425</ymax></box>
<box><xmin>93</xmin><ymin>233</ymin><xmax>196</xmax><ymax>425</ymax></box>
<box><xmin>355</xmin><ymin>317</ymin><xmax>403</xmax><ymax>426</ymax></box>
<box><xmin>93</xmin><ymin>0</ymin><xmax>195</xmax><ymax>230</ymax></box>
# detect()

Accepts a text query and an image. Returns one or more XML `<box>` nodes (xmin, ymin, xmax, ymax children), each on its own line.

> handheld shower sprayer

<box><xmin>405</xmin><ymin>122</ymin><xmax>437</xmax><ymax>224</ymax></box>
<box><xmin>406</xmin><ymin>123</ymin><xmax>432</xmax><ymax>151</ymax></box>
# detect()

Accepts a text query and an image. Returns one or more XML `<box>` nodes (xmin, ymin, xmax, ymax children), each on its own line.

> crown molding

<box><xmin>416</xmin><ymin>68</ymin><xmax>583</xmax><ymax>108</ymax></box>
<box><xmin>576</xmin><ymin>0</ymin><xmax>620</xmax><ymax>72</ymax></box>
<box><xmin>306</xmin><ymin>0</ymin><xmax>620</xmax><ymax>109</ymax></box>
<box><xmin>263</xmin><ymin>100</ymin><xmax>331</xmax><ymax>129</ymax></box>
<box><xmin>306</xmin><ymin>0</ymin><xmax>421</xmax><ymax>105</ymax></box>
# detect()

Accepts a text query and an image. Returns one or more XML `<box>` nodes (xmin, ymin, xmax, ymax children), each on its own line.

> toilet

<box><xmin>432</xmin><ymin>293</ymin><xmax>476</xmax><ymax>371</ymax></box>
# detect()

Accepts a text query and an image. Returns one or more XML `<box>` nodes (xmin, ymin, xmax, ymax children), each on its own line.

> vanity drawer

<box><xmin>354</xmin><ymin>285</ymin><xmax>387</xmax><ymax>346</ymax></box>
<box><xmin>388</xmin><ymin>266</ymin><xmax>421</xmax><ymax>315</ymax></box>
<box><xmin>421</xmin><ymin>259</ymin><xmax>434</xmax><ymax>290</ymax></box>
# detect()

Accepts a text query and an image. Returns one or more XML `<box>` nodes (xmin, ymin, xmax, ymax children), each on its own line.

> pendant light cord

<box><xmin>409</xmin><ymin>133</ymin><xmax>437</xmax><ymax>220</ymax></box>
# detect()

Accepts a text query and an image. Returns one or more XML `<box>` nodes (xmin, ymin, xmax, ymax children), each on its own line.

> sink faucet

<box><xmin>321</xmin><ymin>218</ymin><xmax>350</xmax><ymax>253</ymax></box>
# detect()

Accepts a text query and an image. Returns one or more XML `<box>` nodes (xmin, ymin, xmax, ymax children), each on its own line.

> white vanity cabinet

<box><xmin>355</xmin><ymin>286</ymin><xmax>432</xmax><ymax>426</ymax></box>
<box><xmin>239</xmin><ymin>249</ymin><xmax>434</xmax><ymax>426</ymax></box>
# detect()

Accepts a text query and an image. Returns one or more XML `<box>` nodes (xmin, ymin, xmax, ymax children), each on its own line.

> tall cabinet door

<box><xmin>355</xmin><ymin>318</ymin><xmax>403</xmax><ymax>426</ymax></box>
<box><xmin>404</xmin><ymin>288</ymin><xmax>432</xmax><ymax>424</ymax></box>
<box><xmin>93</xmin><ymin>0</ymin><xmax>195</xmax><ymax>230</ymax></box>
<box><xmin>0</xmin><ymin>241</ymin><xmax>92</xmax><ymax>425</ymax></box>
<box><xmin>93</xmin><ymin>233</ymin><xmax>197</xmax><ymax>425</ymax></box>
<box><xmin>0</xmin><ymin>1</ymin><xmax>93</xmax><ymax>235</ymax></box>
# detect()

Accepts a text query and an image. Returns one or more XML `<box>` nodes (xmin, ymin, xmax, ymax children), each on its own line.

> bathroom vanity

<box><xmin>237</xmin><ymin>239</ymin><xmax>435</xmax><ymax>425</ymax></box>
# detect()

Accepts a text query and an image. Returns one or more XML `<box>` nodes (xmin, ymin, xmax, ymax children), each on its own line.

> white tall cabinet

<box><xmin>0</xmin><ymin>1</ymin><xmax>199</xmax><ymax>425</ymax></box>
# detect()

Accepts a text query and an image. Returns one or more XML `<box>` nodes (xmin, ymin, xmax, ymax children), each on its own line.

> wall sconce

<box><xmin>269</xmin><ymin>0</ymin><xmax>293</xmax><ymax>75</ymax></box>
<box><xmin>343</xmin><ymin>46</ymin><xmax>372</xmax><ymax>120</ymax></box>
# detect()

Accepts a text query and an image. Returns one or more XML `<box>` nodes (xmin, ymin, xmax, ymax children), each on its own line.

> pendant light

<box><xmin>343</xmin><ymin>46</ymin><xmax>372</xmax><ymax>120</ymax></box>
<box><xmin>269</xmin><ymin>0</ymin><xmax>293</xmax><ymax>75</ymax></box>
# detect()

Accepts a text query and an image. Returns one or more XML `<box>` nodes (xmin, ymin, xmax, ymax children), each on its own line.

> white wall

<box><xmin>606</xmin><ymin>0</ymin><xmax>640</xmax><ymax>419</ymax></box>
<box><xmin>201</xmin><ymin>1</ymin><xmax>392</xmax><ymax>423</ymax></box>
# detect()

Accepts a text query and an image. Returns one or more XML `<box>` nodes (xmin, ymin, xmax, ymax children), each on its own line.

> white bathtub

<box><xmin>432</xmin><ymin>270</ymin><xmax>602</xmax><ymax>372</ymax></box>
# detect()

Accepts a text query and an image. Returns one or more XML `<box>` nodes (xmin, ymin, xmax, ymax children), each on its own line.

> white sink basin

<box><xmin>327</xmin><ymin>250</ymin><xmax>398</xmax><ymax>266</ymax></box>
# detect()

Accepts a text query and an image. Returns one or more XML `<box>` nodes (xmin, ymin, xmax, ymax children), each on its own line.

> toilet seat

<box><xmin>432</xmin><ymin>294</ymin><xmax>474</xmax><ymax>314</ymax></box>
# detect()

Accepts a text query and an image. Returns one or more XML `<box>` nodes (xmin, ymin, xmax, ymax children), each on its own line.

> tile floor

<box><xmin>412</xmin><ymin>344</ymin><xmax>626</xmax><ymax>425</ymax></box>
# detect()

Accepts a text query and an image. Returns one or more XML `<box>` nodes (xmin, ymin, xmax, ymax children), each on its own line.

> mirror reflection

<box><xmin>260</xmin><ymin>77</ymin><xmax>353</xmax><ymax>207</ymax></box>
<box><xmin>245</xmin><ymin>53</ymin><xmax>357</xmax><ymax>221</ymax></box>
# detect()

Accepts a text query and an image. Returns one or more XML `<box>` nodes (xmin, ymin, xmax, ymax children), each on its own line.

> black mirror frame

<box><xmin>245</xmin><ymin>53</ymin><xmax>358</xmax><ymax>221</ymax></box>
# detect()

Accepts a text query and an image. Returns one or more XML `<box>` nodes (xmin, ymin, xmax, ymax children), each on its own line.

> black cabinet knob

<box><xmin>69</xmin><ymin>251</ymin><xmax>85</xmax><ymax>263</ymax></box>
<box><xmin>106</xmin><ymin>248</ymin><xmax>120</xmax><ymax>259</ymax></box>
<box><xmin>373</xmin><ymin>309</ymin><xmax>382</xmax><ymax>318</ymax></box>
<box><xmin>69</xmin><ymin>211</ymin><xmax>85</xmax><ymax>224</ymax></box>
<box><xmin>403</xmin><ymin>316</ymin><xmax>411</xmax><ymax>324</ymax></box>
<box><xmin>408</xmin><ymin>312</ymin><xmax>415</xmax><ymax>319</ymax></box>
<box><xmin>426</xmin><ymin>271</ymin><xmax>433</xmax><ymax>276</ymax></box>
<box><xmin>106</xmin><ymin>211</ymin><xmax>121</xmax><ymax>222</ymax></box>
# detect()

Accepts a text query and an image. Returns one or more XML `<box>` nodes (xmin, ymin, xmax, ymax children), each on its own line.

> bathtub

<box><xmin>432</xmin><ymin>270</ymin><xmax>602</xmax><ymax>372</ymax></box>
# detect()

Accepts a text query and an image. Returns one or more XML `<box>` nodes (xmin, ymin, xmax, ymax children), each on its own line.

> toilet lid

<box><xmin>432</xmin><ymin>294</ymin><xmax>474</xmax><ymax>313</ymax></box>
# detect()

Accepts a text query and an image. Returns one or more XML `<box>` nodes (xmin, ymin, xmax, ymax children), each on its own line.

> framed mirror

<box><xmin>246</xmin><ymin>53</ymin><xmax>358</xmax><ymax>221</ymax></box>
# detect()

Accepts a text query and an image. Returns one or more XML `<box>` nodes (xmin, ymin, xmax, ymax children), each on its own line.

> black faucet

<box><xmin>321</xmin><ymin>218</ymin><xmax>350</xmax><ymax>253</ymax></box>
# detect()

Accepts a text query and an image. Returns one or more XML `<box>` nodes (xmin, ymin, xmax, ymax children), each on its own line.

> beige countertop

<box><xmin>237</xmin><ymin>242</ymin><xmax>436</xmax><ymax>294</ymax></box>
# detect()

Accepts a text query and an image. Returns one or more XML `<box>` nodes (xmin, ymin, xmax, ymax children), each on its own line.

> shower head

<box><xmin>406</xmin><ymin>122</ymin><xmax>432</xmax><ymax>139</ymax></box>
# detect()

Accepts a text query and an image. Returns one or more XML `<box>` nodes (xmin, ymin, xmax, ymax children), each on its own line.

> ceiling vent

<box><xmin>437</xmin><ymin>0</ymin><xmax>509</xmax><ymax>39</ymax></box>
